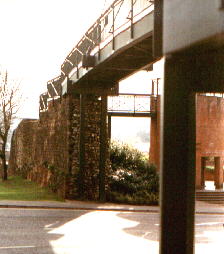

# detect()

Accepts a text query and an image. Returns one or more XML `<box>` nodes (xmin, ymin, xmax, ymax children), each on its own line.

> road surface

<box><xmin>0</xmin><ymin>208</ymin><xmax>223</xmax><ymax>254</ymax></box>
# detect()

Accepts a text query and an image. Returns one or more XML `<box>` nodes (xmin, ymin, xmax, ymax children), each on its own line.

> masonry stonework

<box><xmin>8</xmin><ymin>95</ymin><xmax>106</xmax><ymax>199</ymax></box>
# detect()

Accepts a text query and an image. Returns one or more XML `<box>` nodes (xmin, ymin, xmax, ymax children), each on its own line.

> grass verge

<box><xmin>0</xmin><ymin>176</ymin><xmax>64</xmax><ymax>201</ymax></box>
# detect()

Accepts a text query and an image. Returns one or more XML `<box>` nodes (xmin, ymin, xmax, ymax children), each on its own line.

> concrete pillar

<box><xmin>214</xmin><ymin>157</ymin><xmax>224</xmax><ymax>189</ymax></box>
<box><xmin>201</xmin><ymin>157</ymin><xmax>206</xmax><ymax>189</ymax></box>
<box><xmin>108</xmin><ymin>114</ymin><xmax>112</xmax><ymax>140</ymax></box>
<box><xmin>195</xmin><ymin>155</ymin><xmax>202</xmax><ymax>189</ymax></box>
<box><xmin>196</xmin><ymin>155</ymin><xmax>206</xmax><ymax>190</ymax></box>
<box><xmin>160</xmin><ymin>48</ymin><xmax>224</xmax><ymax>254</ymax></box>
<box><xmin>160</xmin><ymin>54</ymin><xmax>196</xmax><ymax>254</ymax></box>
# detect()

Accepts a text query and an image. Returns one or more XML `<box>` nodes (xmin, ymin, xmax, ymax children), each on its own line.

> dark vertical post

<box><xmin>201</xmin><ymin>157</ymin><xmax>206</xmax><ymax>189</ymax></box>
<box><xmin>76</xmin><ymin>66</ymin><xmax>79</xmax><ymax>79</ymax></box>
<box><xmin>214</xmin><ymin>157</ymin><xmax>223</xmax><ymax>189</ymax></box>
<box><xmin>157</xmin><ymin>78</ymin><xmax>160</xmax><ymax>96</ymax></box>
<box><xmin>134</xmin><ymin>95</ymin><xmax>136</xmax><ymax>113</ymax></box>
<box><xmin>160</xmin><ymin>55</ymin><xmax>196</xmax><ymax>254</ymax></box>
<box><xmin>152</xmin><ymin>80</ymin><xmax>155</xmax><ymax>95</ymax></box>
<box><xmin>99</xmin><ymin>95</ymin><xmax>108</xmax><ymax>201</ymax></box>
<box><xmin>79</xmin><ymin>94</ymin><xmax>86</xmax><ymax>198</ymax></box>
<box><xmin>108</xmin><ymin>114</ymin><xmax>112</xmax><ymax>140</ymax></box>
<box><xmin>154</xmin><ymin>0</ymin><xmax>163</xmax><ymax>58</ymax></box>
<box><xmin>112</xmin><ymin>5</ymin><xmax>115</xmax><ymax>50</ymax></box>
<box><xmin>130</xmin><ymin>0</ymin><xmax>134</xmax><ymax>39</ymax></box>
<box><xmin>97</xmin><ymin>19</ymin><xmax>101</xmax><ymax>61</ymax></box>
<box><xmin>221</xmin><ymin>0</ymin><xmax>224</xmax><ymax>9</ymax></box>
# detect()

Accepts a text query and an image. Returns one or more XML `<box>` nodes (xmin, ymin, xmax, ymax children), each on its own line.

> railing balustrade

<box><xmin>61</xmin><ymin>0</ymin><xmax>154</xmax><ymax>76</ymax></box>
<box><xmin>108</xmin><ymin>93</ymin><xmax>157</xmax><ymax>114</ymax></box>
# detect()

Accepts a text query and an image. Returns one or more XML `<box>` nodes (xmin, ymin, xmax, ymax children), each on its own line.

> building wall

<box><xmin>150</xmin><ymin>94</ymin><xmax>224</xmax><ymax>188</ymax></box>
<box><xmin>150</xmin><ymin>96</ymin><xmax>161</xmax><ymax>170</ymax></box>
<box><xmin>196</xmin><ymin>95</ymin><xmax>224</xmax><ymax>188</ymax></box>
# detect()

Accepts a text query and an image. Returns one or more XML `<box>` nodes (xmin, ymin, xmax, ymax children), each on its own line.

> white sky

<box><xmin>0</xmin><ymin>0</ymin><xmax>114</xmax><ymax>118</ymax></box>
<box><xmin>1</xmin><ymin>0</ymin><xmax>163</xmax><ymax>152</ymax></box>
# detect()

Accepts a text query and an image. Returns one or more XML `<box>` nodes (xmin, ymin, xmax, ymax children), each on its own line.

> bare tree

<box><xmin>0</xmin><ymin>70</ymin><xmax>21</xmax><ymax>180</ymax></box>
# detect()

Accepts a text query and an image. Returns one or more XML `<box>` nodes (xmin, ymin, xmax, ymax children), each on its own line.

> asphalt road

<box><xmin>0</xmin><ymin>208</ymin><xmax>223</xmax><ymax>254</ymax></box>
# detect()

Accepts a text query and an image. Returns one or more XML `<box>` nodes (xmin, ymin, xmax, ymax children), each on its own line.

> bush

<box><xmin>107</xmin><ymin>141</ymin><xmax>159</xmax><ymax>205</ymax></box>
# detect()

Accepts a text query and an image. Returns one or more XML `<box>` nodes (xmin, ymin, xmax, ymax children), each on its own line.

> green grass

<box><xmin>0</xmin><ymin>176</ymin><xmax>64</xmax><ymax>201</ymax></box>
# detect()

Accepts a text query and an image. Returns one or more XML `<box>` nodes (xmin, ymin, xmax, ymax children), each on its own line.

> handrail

<box><xmin>61</xmin><ymin>0</ymin><xmax>154</xmax><ymax>76</ymax></box>
<box><xmin>108</xmin><ymin>93</ymin><xmax>157</xmax><ymax>114</ymax></box>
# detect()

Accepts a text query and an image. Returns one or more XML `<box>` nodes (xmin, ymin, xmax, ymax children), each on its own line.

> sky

<box><xmin>0</xmin><ymin>0</ymin><xmax>163</xmax><ymax>153</ymax></box>
<box><xmin>0</xmin><ymin>0</ymin><xmax>114</xmax><ymax>118</ymax></box>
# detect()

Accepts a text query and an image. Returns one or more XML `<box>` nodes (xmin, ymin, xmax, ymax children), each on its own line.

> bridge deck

<box><xmin>61</xmin><ymin>0</ymin><xmax>155</xmax><ymax>95</ymax></box>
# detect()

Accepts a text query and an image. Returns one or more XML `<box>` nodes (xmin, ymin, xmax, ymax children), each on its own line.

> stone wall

<box><xmin>8</xmin><ymin>95</ymin><xmax>105</xmax><ymax>199</ymax></box>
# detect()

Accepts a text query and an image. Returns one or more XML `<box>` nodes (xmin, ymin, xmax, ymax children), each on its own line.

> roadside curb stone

<box><xmin>0</xmin><ymin>200</ymin><xmax>223</xmax><ymax>214</ymax></box>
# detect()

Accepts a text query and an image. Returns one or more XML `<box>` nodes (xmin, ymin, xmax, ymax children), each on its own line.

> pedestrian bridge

<box><xmin>35</xmin><ymin>0</ymin><xmax>160</xmax><ymax>202</ymax></box>
<box><xmin>42</xmin><ymin>0</ymin><xmax>155</xmax><ymax>103</ymax></box>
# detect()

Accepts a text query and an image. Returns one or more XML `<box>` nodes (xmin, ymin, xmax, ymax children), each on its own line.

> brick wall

<box><xmin>150</xmin><ymin>96</ymin><xmax>161</xmax><ymax>170</ymax></box>
<box><xmin>150</xmin><ymin>94</ymin><xmax>224</xmax><ymax>189</ymax></box>
<box><xmin>196</xmin><ymin>95</ymin><xmax>224</xmax><ymax>188</ymax></box>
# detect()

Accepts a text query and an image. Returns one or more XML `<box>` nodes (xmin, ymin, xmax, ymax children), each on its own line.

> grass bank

<box><xmin>0</xmin><ymin>176</ymin><xmax>64</xmax><ymax>201</ymax></box>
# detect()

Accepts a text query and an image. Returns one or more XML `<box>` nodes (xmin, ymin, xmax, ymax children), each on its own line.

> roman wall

<box><xmin>8</xmin><ymin>95</ymin><xmax>105</xmax><ymax>199</ymax></box>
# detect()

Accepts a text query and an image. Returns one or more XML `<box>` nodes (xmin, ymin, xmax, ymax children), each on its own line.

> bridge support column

<box><xmin>78</xmin><ymin>94</ymin><xmax>103</xmax><ymax>200</ymax></box>
<box><xmin>214</xmin><ymin>157</ymin><xmax>224</xmax><ymax>190</ymax></box>
<box><xmin>195</xmin><ymin>156</ymin><xmax>206</xmax><ymax>190</ymax></box>
<box><xmin>160</xmin><ymin>48</ymin><xmax>224</xmax><ymax>253</ymax></box>
<box><xmin>200</xmin><ymin>157</ymin><xmax>206</xmax><ymax>189</ymax></box>
<box><xmin>160</xmin><ymin>54</ymin><xmax>196</xmax><ymax>254</ymax></box>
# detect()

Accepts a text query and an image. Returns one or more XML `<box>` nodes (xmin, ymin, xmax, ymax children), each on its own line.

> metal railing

<box><xmin>61</xmin><ymin>0</ymin><xmax>154</xmax><ymax>76</ymax></box>
<box><xmin>198</xmin><ymin>93</ymin><xmax>224</xmax><ymax>98</ymax></box>
<box><xmin>108</xmin><ymin>93</ymin><xmax>157</xmax><ymax>115</ymax></box>
<box><xmin>40</xmin><ymin>1</ymin><xmax>155</xmax><ymax>112</ymax></box>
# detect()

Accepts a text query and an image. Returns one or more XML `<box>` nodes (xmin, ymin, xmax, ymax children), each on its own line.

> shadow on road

<box><xmin>117</xmin><ymin>212</ymin><xmax>160</xmax><ymax>242</ymax></box>
<box><xmin>117</xmin><ymin>211</ymin><xmax>224</xmax><ymax>245</ymax></box>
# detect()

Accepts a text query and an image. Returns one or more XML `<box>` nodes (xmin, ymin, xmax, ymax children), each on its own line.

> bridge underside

<box><xmin>65</xmin><ymin>33</ymin><xmax>154</xmax><ymax>96</ymax></box>
<box><xmin>72</xmin><ymin>34</ymin><xmax>154</xmax><ymax>93</ymax></box>
<box><xmin>34</xmin><ymin>1</ymin><xmax>158</xmax><ymax>201</ymax></box>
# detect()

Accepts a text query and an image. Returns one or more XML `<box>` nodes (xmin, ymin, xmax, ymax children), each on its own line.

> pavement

<box><xmin>0</xmin><ymin>199</ymin><xmax>223</xmax><ymax>214</ymax></box>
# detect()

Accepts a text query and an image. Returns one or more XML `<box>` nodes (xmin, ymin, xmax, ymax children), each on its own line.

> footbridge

<box><xmin>37</xmin><ymin>0</ymin><xmax>158</xmax><ymax>203</ymax></box>
<box><xmin>36</xmin><ymin>2</ymin><xmax>224</xmax><ymax>254</ymax></box>
<box><xmin>11</xmin><ymin>2</ymin><xmax>224</xmax><ymax>253</ymax></box>
<box><xmin>43</xmin><ymin>0</ymin><xmax>156</xmax><ymax>100</ymax></box>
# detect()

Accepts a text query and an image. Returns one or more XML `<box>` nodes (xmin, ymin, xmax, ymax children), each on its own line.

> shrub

<box><xmin>107</xmin><ymin>141</ymin><xmax>159</xmax><ymax>205</ymax></box>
